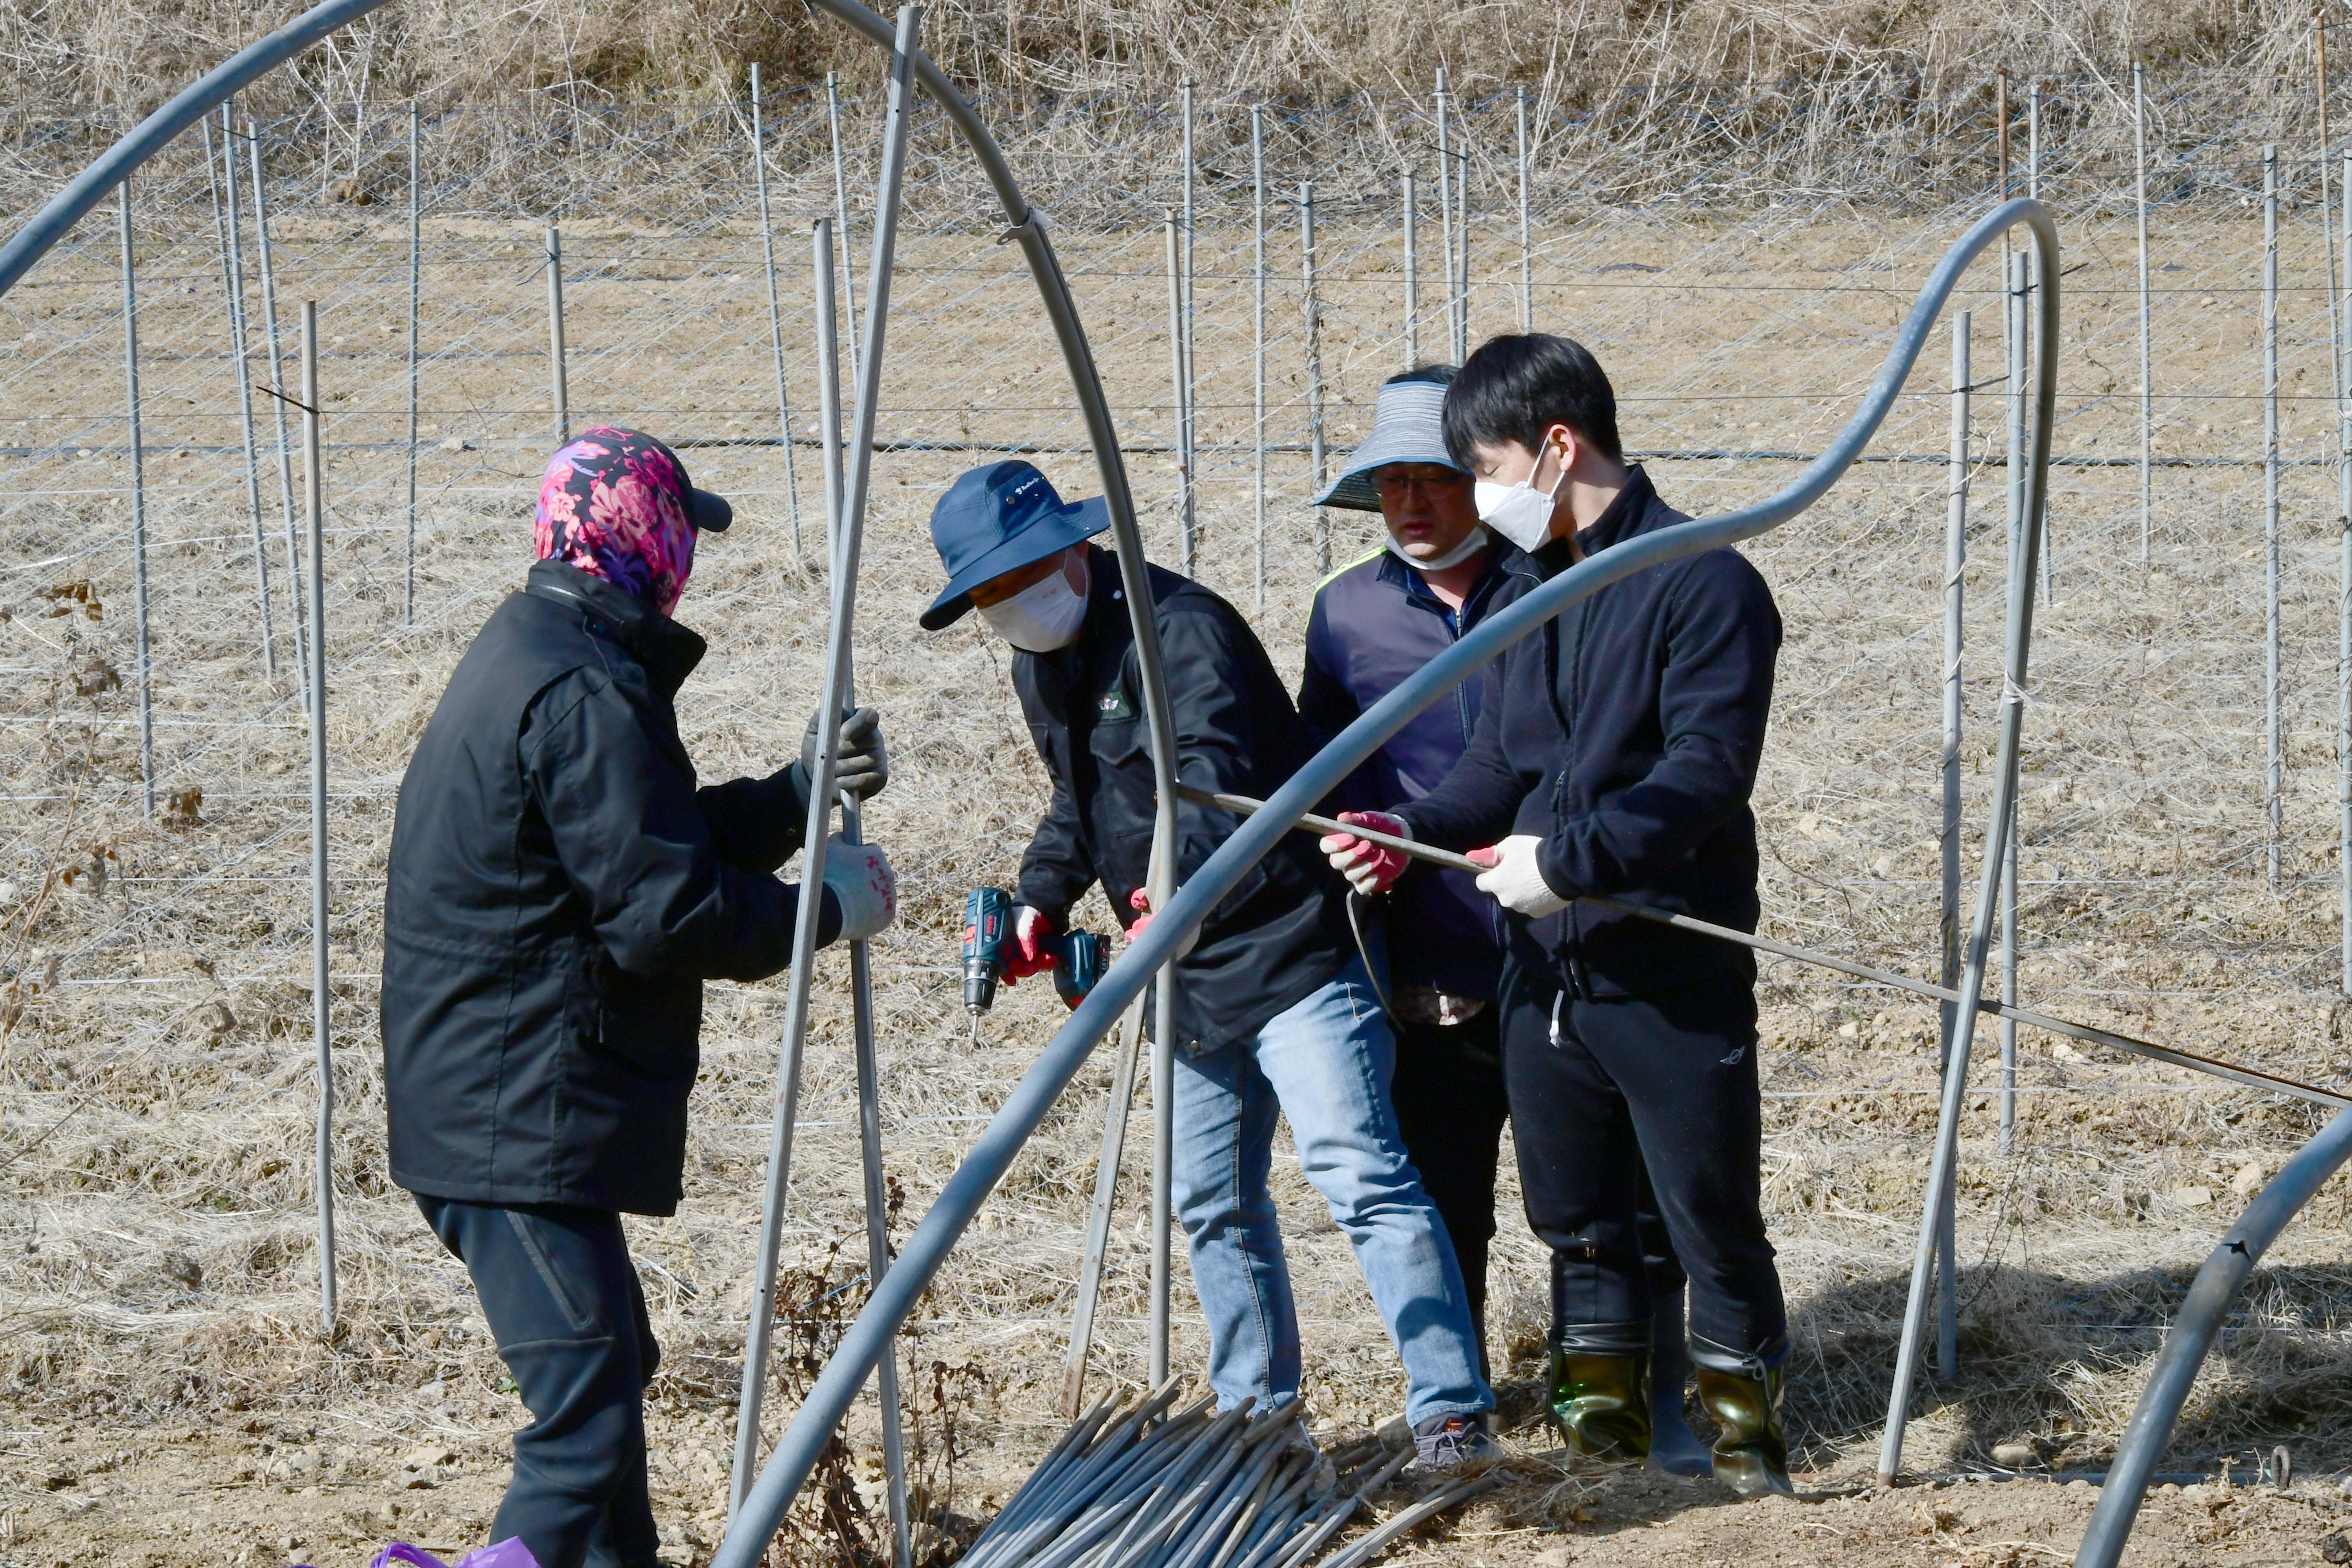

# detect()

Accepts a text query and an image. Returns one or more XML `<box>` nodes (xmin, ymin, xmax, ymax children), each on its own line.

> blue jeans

<box><xmin>1172</xmin><ymin>956</ymin><xmax>1493</xmax><ymax>1426</ymax></box>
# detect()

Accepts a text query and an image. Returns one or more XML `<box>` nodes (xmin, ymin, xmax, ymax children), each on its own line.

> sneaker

<box><xmin>1413</xmin><ymin>1411</ymin><xmax>1497</xmax><ymax>1471</ymax></box>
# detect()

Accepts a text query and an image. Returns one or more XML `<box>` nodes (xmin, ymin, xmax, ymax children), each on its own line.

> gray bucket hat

<box><xmin>1312</xmin><ymin>369</ymin><xmax>1464</xmax><ymax>512</ymax></box>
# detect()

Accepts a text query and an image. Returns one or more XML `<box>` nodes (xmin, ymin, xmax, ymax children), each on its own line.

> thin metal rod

<box><xmin>1999</xmin><ymin>246</ymin><xmax>2025</xmax><ymax>1152</ymax></box>
<box><xmin>1516</xmin><ymin>87</ymin><xmax>1532</xmax><ymax>334</ymax></box>
<box><xmin>828</xmin><ymin>71</ymin><xmax>861</xmax><ymax>373</ymax></box>
<box><xmin>1435</xmin><ymin>72</ymin><xmax>1458</xmax><ymax>363</ymax></box>
<box><xmin>2134</xmin><ymin>61</ymin><xmax>2152</xmax><ymax>567</ymax></box>
<box><xmin>1300</xmin><ymin>181</ymin><xmax>1326</xmax><ymax>573</ymax></box>
<box><xmin>1180</xmin><ymin>79</ymin><xmax>1196</xmax><ymax>582</ymax></box>
<box><xmin>710</xmin><ymin>199</ymin><xmax>2069</xmax><ymax>1565</ymax></box>
<box><xmin>2029</xmin><ymin>81</ymin><xmax>2050</xmax><ymax>606</ymax></box>
<box><xmin>404</xmin><ymin>99</ymin><xmax>419</xmax><ymax>626</ymax></box>
<box><xmin>751</xmin><ymin>63</ymin><xmax>804</xmax><ymax>561</ymax></box>
<box><xmin>1252</xmin><ymin>105</ymin><xmax>1266</xmax><ymax>615</ymax></box>
<box><xmin>2072</xmin><ymin>1108</ymin><xmax>2352</xmax><ymax>1568</ymax></box>
<box><xmin>118</xmin><ymin>185</ymin><xmax>153</xmax><ymax>823</ymax></box>
<box><xmin>1060</xmin><ymin>995</ymin><xmax>1147</xmax><ymax>1416</ymax></box>
<box><xmin>207</xmin><ymin>113</ymin><xmax>277</xmax><ymax>680</ymax></box>
<box><xmin>1172</xmin><ymin>784</ymin><xmax>2349</xmax><ymax>1113</ymax></box>
<box><xmin>301</xmin><ymin>299</ymin><xmax>336</xmax><ymax>1336</ymax></box>
<box><xmin>820</xmin><ymin>219</ymin><xmax>912</xmax><ymax>1568</ymax></box>
<box><xmin>1165</xmin><ymin>212</ymin><xmax>1193</xmax><ymax>576</ymax></box>
<box><xmin>1402</xmin><ymin>171</ymin><xmax>1418</xmax><ymax>364</ymax></box>
<box><xmin>2266</xmin><ymin>144</ymin><xmax>2283</xmax><ymax>892</ymax></box>
<box><xmin>1881</xmin><ymin>202</ymin><xmax>2061</xmax><ymax>1486</ymax></box>
<box><xmin>248</xmin><ymin>125</ymin><xmax>307</xmax><ymax>713</ymax></box>
<box><xmin>1455</xmin><ymin>145</ymin><xmax>1470</xmax><ymax>358</ymax></box>
<box><xmin>1936</xmin><ymin>310</ymin><xmax>1969</xmax><ymax>1380</ymax></box>
<box><xmin>2341</xmin><ymin>149</ymin><xmax>2352</xmax><ymax>997</ymax></box>
<box><xmin>545</xmin><ymin>221</ymin><xmax>568</xmax><ymax>447</ymax></box>
<box><xmin>729</xmin><ymin>8</ymin><xmax>922</xmax><ymax>1519</ymax></box>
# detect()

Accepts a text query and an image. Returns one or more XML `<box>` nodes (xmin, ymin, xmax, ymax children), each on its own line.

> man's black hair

<box><xmin>1440</xmin><ymin>333</ymin><xmax>1622</xmax><ymax>467</ymax></box>
<box><xmin>1386</xmin><ymin>362</ymin><xmax>1457</xmax><ymax>388</ymax></box>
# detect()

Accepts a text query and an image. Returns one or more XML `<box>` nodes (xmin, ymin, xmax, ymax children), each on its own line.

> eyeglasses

<box><xmin>1372</xmin><ymin>468</ymin><xmax>1469</xmax><ymax>498</ymax></box>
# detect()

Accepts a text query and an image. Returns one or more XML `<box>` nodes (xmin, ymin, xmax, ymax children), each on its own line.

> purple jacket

<box><xmin>1298</xmin><ymin>545</ymin><xmax>1540</xmax><ymax>999</ymax></box>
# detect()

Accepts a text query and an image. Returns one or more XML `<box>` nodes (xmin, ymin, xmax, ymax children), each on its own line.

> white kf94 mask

<box><xmin>978</xmin><ymin>555</ymin><xmax>1089</xmax><ymax>652</ymax></box>
<box><xmin>1472</xmin><ymin>441</ymin><xmax>1567</xmax><ymax>553</ymax></box>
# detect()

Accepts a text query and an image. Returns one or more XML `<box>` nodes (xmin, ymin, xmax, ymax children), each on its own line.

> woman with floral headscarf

<box><xmin>381</xmin><ymin>428</ymin><xmax>897</xmax><ymax>1568</ymax></box>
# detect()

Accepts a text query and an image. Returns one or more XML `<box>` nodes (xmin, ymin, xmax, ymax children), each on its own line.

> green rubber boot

<box><xmin>1692</xmin><ymin>1352</ymin><xmax>1794</xmax><ymax>1496</ymax></box>
<box><xmin>1547</xmin><ymin>1349</ymin><xmax>1652</xmax><ymax>1463</ymax></box>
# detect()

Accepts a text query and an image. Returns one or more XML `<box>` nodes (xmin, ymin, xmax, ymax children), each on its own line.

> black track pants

<box><xmin>1388</xmin><ymin>1007</ymin><xmax>1511</xmax><ymax>1341</ymax></box>
<box><xmin>418</xmin><ymin>1196</ymin><xmax>662</xmax><ymax>1568</ymax></box>
<box><xmin>1498</xmin><ymin>959</ymin><xmax>1786</xmax><ymax>1356</ymax></box>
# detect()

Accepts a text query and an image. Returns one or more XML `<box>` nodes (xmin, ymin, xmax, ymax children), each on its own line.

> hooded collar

<box><xmin>525</xmin><ymin>558</ymin><xmax>707</xmax><ymax>697</ymax></box>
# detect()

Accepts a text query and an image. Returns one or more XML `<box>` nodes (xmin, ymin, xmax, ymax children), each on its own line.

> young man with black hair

<box><xmin>1323</xmin><ymin>336</ymin><xmax>1793</xmax><ymax>1495</ymax></box>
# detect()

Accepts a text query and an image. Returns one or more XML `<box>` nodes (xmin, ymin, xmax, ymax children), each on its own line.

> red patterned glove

<box><xmin>1319</xmin><ymin>810</ymin><xmax>1412</xmax><ymax>896</ymax></box>
<box><xmin>1003</xmin><ymin>904</ymin><xmax>1058</xmax><ymax>986</ymax></box>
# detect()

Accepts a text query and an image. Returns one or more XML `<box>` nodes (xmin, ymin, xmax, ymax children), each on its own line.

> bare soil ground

<box><xmin>6</xmin><ymin>192</ymin><xmax>2352</xmax><ymax>1568</ymax></box>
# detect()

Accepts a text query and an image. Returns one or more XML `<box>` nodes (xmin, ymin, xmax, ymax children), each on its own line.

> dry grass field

<box><xmin>9</xmin><ymin>93</ymin><xmax>2352</xmax><ymax>1568</ymax></box>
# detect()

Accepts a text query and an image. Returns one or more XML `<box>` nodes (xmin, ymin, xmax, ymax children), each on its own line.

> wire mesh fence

<box><xmin>11</xmin><ymin>45</ymin><xmax>2352</xmax><ymax>1521</ymax></box>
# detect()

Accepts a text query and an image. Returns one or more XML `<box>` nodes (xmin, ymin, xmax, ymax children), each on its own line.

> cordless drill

<box><xmin>961</xmin><ymin>886</ymin><xmax>1105</xmax><ymax>1042</ymax></box>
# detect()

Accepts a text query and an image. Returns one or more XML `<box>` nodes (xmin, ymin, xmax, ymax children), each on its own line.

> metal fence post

<box><xmin>1455</xmin><ymin>145</ymin><xmax>1470</xmax><ymax>357</ymax></box>
<box><xmin>811</xmin><ymin>208</ymin><xmax>913</xmax><ymax>1568</ymax></box>
<box><xmin>301</xmin><ymin>298</ymin><xmax>336</xmax><ymax>1337</ymax></box>
<box><xmin>1936</xmin><ymin>309</ymin><xmax>1970</xmax><ymax>1377</ymax></box>
<box><xmin>2342</xmin><ymin>147</ymin><xmax>2352</xmax><ymax>996</ymax></box>
<box><xmin>2266</xmin><ymin>144</ymin><xmax>2283</xmax><ymax>891</ymax></box>
<box><xmin>117</xmin><ymin>185</ymin><xmax>154</xmax><ymax>823</ymax></box>
<box><xmin>1252</xmin><ymin>104</ymin><xmax>1266</xmax><ymax>614</ymax></box>
<box><xmin>729</xmin><ymin>6</ymin><xmax>923</xmax><ymax>1517</ymax></box>
<box><xmin>1516</xmin><ymin>86</ymin><xmax>1533</xmax><ymax>334</ymax></box>
<box><xmin>546</xmin><ymin>221</ymin><xmax>568</xmax><ymax>447</ymax></box>
<box><xmin>205</xmin><ymin>113</ymin><xmax>276</xmax><ymax>679</ymax></box>
<box><xmin>828</xmin><ymin>71</ymin><xmax>861</xmax><ymax>372</ymax></box>
<box><xmin>1165</xmin><ymin>211</ymin><xmax>1193</xmax><ymax>575</ymax></box>
<box><xmin>749</xmin><ymin>63</ymin><xmax>805</xmax><ymax>560</ymax></box>
<box><xmin>1181</xmin><ymin>78</ymin><xmax>1197</xmax><ymax>584</ymax></box>
<box><xmin>1402</xmin><ymin>170</ymin><xmax>1418</xmax><ymax>364</ymax></box>
<box><xmin>1436</xmin><ymin>72</ymin><xmax>1457</xmax><ymax>362</ymax></box>
<box><xmin>405</xmin><ymin>99</ymin><xmax>419</xmax><ymax>626</ymax></box>
<box><xmin>1300</xmin><ymin>180</ymin><xmax>1326</xmax><ymax>572</ymax></box>
<box><xmin>246</xmin><ymin>124</ymin><xmax>307</xmax><ymax>713</ymax></box>
<box><xmin>2000</xmin><ymin>247</ymin><xmax>2025</xmax><ymax>1154</ymax></box>
<box><xmin>2028</xmin><ymin>81</ymin><xmax>2050</xmax><ymax>606</ymax></box>
<box><xmin>2134</xmin><ymin>60</ymin><xmax>2152</xmax><ymax>567</ymax></box>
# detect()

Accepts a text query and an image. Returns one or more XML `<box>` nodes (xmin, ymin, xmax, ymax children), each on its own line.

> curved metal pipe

<box><xmin>710</xmin><ymin>196</ymin><xmax>2063</xmax><ymax>1568</ymax></box>
<box><xmin>2073</xmin><ymin>1107</ymin><xmax>2352</xmax><ymax>1568</ymax></box>
<box><xmin>0</xmin><ymin>0</ymin><xmax>401</xmax><ymax>298</ymax></box>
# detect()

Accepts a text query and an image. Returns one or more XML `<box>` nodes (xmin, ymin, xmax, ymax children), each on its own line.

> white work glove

<box><xmin>1318</xmin><ymin>810</ymin><xmax>1412</xmax><ymax>896</ymax></box>
<box><xmin>820</xmin><ymin>836</ymin><xmax>896</xmax><ymax>942</ymax></box>
<box><xmin>1467</xmin><ymin>835</ymin><xmax>1570</xmax><ymax>918</ymax></box>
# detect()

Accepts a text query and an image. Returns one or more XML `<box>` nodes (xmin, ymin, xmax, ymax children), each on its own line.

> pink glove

<box><xmin>1003</xmin><ymin>904</ymin><xmax>1057</xmax><ymax>985</ymax></box>
<box><xmin>1124</xmin><ymin>887</ymin><xmax>1198</xmax><ymax>959</ymax></box>
<box><xmin>1319</xmin><ymin>811</ymin><xmax>1412</xmax><ymax>896</ymax></box>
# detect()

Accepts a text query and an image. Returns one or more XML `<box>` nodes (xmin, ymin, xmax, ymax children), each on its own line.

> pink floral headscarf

<box><xmin>534</xmin><ymin>427</ymin><xmax>698</xmax><ymax>616</ymax></box>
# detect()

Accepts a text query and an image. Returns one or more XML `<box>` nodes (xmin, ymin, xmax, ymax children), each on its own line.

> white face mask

<box><xmin>1385</xmin><ymin>526</ymin><xmax>1490</xmax><ymax>573</ymax></box>
<box><xmin>1472</xmin><ymin>439</ymin><xmax>1567</xmax><ymax>553</ymax></box>
<box><xmin>978</xmin><ymin>553</ymin><xmax>1089</xmax><ymax>652</ymax></box>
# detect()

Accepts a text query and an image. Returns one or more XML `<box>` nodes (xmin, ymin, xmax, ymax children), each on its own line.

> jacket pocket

<box><xmin>586</xmin><ymin>958</ymin><xmax>701</xmax><ymax>1081</ymax></box>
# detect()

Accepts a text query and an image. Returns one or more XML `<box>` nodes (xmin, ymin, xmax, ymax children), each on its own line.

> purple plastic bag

<box><xmin>359</xmin><ymin>1539</ymin><xmax>542</xmax><ymax>1568</ymax></box>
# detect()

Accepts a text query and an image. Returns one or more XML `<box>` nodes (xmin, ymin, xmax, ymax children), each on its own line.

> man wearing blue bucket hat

<box><xmin>923</xmin><ymin>459</ymin><xmax>1496</xmax><ymax>1467</ymax></box>
<box><xmin>1301</xmin><ymin>368</ymin><xmax>1709</xmax><ymax>1475</ymax></box>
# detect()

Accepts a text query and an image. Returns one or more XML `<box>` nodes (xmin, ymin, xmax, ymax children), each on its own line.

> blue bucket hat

<box><xmin>922</xmin><ymin>460</ymin><xmax>1111</xmax><ymax>629</ymax></box>
<box><xmin>1312</xmin><ymin>368</ymin><xmax>1464</xmax><ymax>512</ymax></box>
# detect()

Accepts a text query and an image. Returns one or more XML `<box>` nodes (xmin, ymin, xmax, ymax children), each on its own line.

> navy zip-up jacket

<box><xmin>1297</xmin><ymin>544</ymin><xmax>1540</xmax><ymax>999</ymax></box>
<box><xmin>1013</xmin><ymin>544</ymin><xmax>1353</xmax><ymax>1051</ymax></box>
<box><xmin>1395</xmin><ymin>468</ymin><xmax>1782</xmax><ymax>999</ymax></box>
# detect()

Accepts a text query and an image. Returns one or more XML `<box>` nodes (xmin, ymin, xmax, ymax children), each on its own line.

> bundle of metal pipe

<box><xmin>960</xmin><ymin>1383</ymin><xmax>1432</xmax><ymax>1568</ymax></box>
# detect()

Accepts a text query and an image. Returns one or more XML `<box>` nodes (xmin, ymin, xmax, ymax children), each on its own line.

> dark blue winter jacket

<box><xmin>1297</xmin><ymin>545</ymin><xmax>1540</xmax><ymax>999</ymax></box>
<box><xmin>1394</xmin><ymin>468</ymin><xmax>1782</xmax><ymax>999</ymax></box>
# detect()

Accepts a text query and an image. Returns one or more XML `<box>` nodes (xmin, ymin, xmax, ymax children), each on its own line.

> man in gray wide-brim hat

<box><xmin>1299</xmin><ymin>366</ymin><xmax>1708</xmax><ymax>1475</ymax></box>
